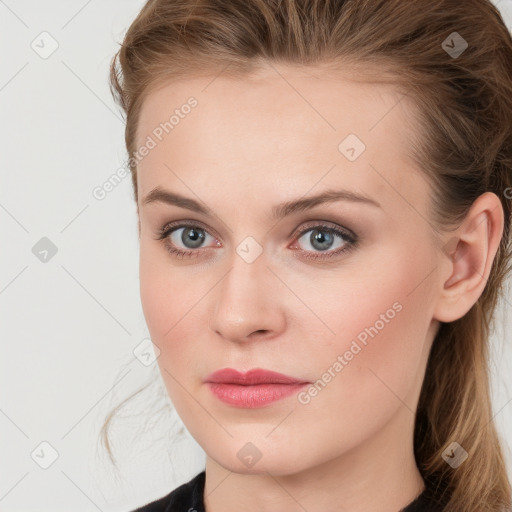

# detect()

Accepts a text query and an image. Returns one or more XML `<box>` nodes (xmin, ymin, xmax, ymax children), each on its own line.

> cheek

<box><xmin>139</xmin><ymin>242</ymin><xmax>188</xmax><ymax>345</ymax></box>
<box><xmin>139</xmin><ymin>254</ymin><xmax>197</xmax><ymax>409</ymax></box>
<box><xmin>139</xmin><ymin>250</ymin><xmax>168</xmax><ymax>339</ymax></box>
<box><xmin>139</xmin><ymin>242</ymin><xmax>207</xmax><ymax>374</ymax></box>
<box><xmin>139</xmin><ymin>239</ymin><xmax>195</xmax><ymax>328</ymax></box>
<box><xmin>311</xmin><ymin>250</ymin><xmax>436</xmax><ymax>413</ymax></box>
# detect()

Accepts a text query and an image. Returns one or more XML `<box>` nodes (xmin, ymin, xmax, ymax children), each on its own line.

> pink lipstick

<box><xmin>204</xmin><ymin>368</ymin><xmax>309</xmax><ymax>408</ymax></box>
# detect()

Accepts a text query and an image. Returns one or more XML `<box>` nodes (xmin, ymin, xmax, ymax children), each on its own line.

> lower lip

<box><xmin>206</xmin><ymin>382</ymin><xmax>308</xmax><ymax>408</ymax></box>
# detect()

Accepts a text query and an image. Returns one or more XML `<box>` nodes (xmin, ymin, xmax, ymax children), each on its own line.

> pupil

<box><xmin>183</xmin><ymin>228</ymin><xmax>205</xmax><ymax>248</ymax></box>
<box><xmin>312</xmin><ymin>229</ymin><xmax>333</xmax><ymax>251</ymax></box>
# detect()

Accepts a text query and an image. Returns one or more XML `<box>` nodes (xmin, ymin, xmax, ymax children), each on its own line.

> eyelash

<box><xmin>155</xmin><ymin>220</ymin><xmax>358</xmax><ymax>261</ymax></box>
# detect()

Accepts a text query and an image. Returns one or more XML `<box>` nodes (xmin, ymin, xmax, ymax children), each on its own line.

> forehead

<box><xmin>135</xmin><ymin>63</ymin><xmax>428</xmax><ymax>215</ymax></box>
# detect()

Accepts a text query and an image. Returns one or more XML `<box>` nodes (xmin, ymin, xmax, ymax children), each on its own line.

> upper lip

<box><xmin>204</xmin><ymin>368</ymin><xmax>309</xmax><ymax>385</ymax></box>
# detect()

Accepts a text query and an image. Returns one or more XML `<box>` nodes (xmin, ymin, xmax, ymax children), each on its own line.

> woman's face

<box><xmin>135</xmin><ymin>62</ymin><xmax>446</xmax><ymax>475</ymax></box>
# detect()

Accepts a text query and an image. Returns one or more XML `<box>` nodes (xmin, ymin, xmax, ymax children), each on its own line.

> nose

<box><xmin>208</xmin><ymin>253</ymin><xmax>285</xmax><ymax>343</ymax></box>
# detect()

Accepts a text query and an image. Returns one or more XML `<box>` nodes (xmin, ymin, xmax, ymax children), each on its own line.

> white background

<box><xmin>1</xmin><ymin>1</ymin><xmax>511</xmax><ymax>510</ymax></box>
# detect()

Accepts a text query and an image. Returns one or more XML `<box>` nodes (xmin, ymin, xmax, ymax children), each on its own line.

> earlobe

<box><xmin>433</xmin><ymin>193</ymin><xmax>504</xmax><ymax>323</ymax></box>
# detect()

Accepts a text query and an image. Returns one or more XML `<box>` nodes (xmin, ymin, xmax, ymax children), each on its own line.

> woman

<box><xmin>102</xmin><ymin>0</ymin><xmax>512</xmax><ymax>510</ymax></box>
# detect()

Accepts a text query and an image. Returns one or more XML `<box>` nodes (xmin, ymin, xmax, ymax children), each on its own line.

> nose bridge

<box><xmin>209</xmin><ymin>244</ymin><xmax>282</xmax><ymax>341</ymax></box>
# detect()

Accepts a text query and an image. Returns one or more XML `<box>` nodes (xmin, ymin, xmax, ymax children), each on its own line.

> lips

<box><xmin>204</xmin><ymin>368</ymin><xmax>310</xmax><ymax>408</ymax></box>
<box><xmin>204</xmin><ymin>368</ymin><xmax>309</xmax><ymax>385</ymax></box>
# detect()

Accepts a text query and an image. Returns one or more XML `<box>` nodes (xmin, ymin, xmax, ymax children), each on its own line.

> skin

<box><xmin>134</xmin><ymin>61</ymin><xmax>504</xmax><ymax>512</ymax></box>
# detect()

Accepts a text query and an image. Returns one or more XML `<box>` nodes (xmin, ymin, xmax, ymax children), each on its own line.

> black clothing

<box><xmin>131</xmin><ymin>470</ymin><xmax>444</xmax><ymax>511</ymax></box>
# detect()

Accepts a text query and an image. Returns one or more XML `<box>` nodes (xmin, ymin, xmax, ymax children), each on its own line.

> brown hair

<box><xmin>101</xmin><ymin>1</ymin><xmax>512</xmax><ymax>510</ymax></box>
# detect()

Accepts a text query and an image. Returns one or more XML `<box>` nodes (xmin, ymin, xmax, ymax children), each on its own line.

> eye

<box><xmin>155</xmin><ymin>220</ymin><xmax>358</xmax><ymax>260</ymax></box>
<box><xmin>289</xmin><ymin>222</ymin><xmax>357</xmax><ymax>260</ymax></box>
<box><xmin>156</xmin><ymin>221</ymin><xmax>220</xmax><ymax>259</ymax></box>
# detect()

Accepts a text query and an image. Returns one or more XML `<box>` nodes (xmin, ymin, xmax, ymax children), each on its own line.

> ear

<box><xmin>433</xmin><ymin>192</ymin><xmax>504</xmax><ymax>323</ymax></box>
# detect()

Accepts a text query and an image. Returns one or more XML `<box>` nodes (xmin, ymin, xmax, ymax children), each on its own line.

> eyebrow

<box><xmin>141</xmin><ymin>186</ymin><xmax>381</xmax><ymax>219</ymax></box>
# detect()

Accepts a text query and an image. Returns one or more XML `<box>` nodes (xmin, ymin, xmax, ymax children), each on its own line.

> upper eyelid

<box><xmin>160</xmin><ymin>219</ymin><xmax>356</xmax><ymax>245</ymax></box>
<box><xmin>294</xmin><ymin>220</ymin><xmax>355</xmax><ymax>237</ymax></box>
<box><xmin>161</xmin><ymin>220</ymin><xmax>220</xmax><ymax>240</ymax></box>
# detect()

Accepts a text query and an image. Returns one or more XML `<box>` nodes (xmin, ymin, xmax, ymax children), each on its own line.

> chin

<box><xmin>206</xmin><ymin>441</ymin><xmax>317</xmax><ymax>477</ymax></box>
